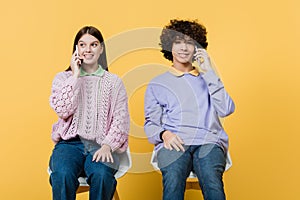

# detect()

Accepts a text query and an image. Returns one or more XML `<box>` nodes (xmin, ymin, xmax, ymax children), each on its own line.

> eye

<box><xmin>78</xmin><ymin>43</ymin><xmax>85</xmax><ymax>48</ymax></box>
<box><xmin>174</xmin><ymin>40</ymin><xmax>181</xmax><ymax>44</ymax></box>
<box><xmin>91</xmin><ymin>42</ymin><xmax>99</xmax><ymax>47</ymax></box>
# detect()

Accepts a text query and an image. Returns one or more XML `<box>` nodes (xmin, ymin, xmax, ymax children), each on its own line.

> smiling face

<box><xmin>171</xmin><ymin>35</ymin><xmax>195</xmax><ymax>69</ymax></box>
<box><xmin>77</xmin><ymin>33</ymin><xmax>103</xmax><ymax>68</ymax></box>
<box><xmin>172</xmin><ymin>36</ymin><xmax>195</xmax><ymax>68</ymax></box>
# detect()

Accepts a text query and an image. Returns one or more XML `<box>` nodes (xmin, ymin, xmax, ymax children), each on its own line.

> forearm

<box><xmin>144</xmin><ymin>84</ymin><xmax>165</xmax><ymax>144</ymax></box>
<box><xmin>50</xmin><ymin>73</ymin><xmax>82</xmax><ymax>119</ymax></box>
<box><xmin>144</xmin><ymin>120</ymin><xmax>165</xmax><ymax>144</ymax></box>
<box><xmin>202</xmin><ymin>70</ymin><xmax>235</xmax><ymax>117</ymax></box>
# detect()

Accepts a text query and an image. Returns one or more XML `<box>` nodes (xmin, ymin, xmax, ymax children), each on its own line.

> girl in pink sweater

<box><xmin>49</xmin><ymin>26</ymin><xmax>129</xmax><ymax>200</ymax></box>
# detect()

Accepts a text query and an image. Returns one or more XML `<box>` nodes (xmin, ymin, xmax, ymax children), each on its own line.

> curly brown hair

<box><xmin>160</xmin><ymin>19</ymin><xmax>208</xmax><ymax>61</ymax></box>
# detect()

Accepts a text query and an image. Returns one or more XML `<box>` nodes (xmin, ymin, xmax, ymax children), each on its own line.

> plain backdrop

<box><xmin>0</xmin><ymin>0</ymin><xmax>299</xmax><ymax>199</ymax></box>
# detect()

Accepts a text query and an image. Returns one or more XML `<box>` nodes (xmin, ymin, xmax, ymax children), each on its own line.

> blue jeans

<box><xmin>157</xmin><ymin>144</ymin><xmax>226</xmax><ymax>200</ymax></box>
<box><xmin>49</xmin><ymin>137</ymin><xmax>119</xmax><ymax>200</ymax></box>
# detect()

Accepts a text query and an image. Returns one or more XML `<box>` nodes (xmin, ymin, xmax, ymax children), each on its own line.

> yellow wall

<box><xmin>0</xmin><ymin>0</ymin><xmax>299</xmax><ymax>199</ymax></box>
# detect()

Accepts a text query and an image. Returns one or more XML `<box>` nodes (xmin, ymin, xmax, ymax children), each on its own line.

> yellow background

<box><xmin>0</xmin><ymin>0</ymin><xmax>299</xmax><ymax>199</ymax></box>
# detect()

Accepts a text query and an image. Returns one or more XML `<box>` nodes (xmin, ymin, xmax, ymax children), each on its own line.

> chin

<box><xmin>179</xmin><ymin>59</ymin><xmax>192</xmax><ymax>65</ymax></box>
<box><xmin>84</xmin><ymin>61</ymin><xmax>96</xmax><ymax>65</ymax></box>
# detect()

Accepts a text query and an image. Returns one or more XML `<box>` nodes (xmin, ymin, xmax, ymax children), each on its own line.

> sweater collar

<box><xmin>169</xmin><ymin>66</ymin><xmax>199</xmax><ymax>77</ymax></box>
<box><xmin>80</xmin><ymin>65</ymin><xmax>105</xmax><ymax>77</ymax></box>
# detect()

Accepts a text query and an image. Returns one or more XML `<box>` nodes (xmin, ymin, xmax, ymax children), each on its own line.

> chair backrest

<box><xmin>115</xmin><ymin>147</ymin><xmax>132</xmax><ymax>179</ymax></box>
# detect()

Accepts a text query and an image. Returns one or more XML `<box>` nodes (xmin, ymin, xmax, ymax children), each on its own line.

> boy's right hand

<box><xmin>162</xmin><ymin>130</ymin><xmax>185</xmax><ymax>152</ymax></box>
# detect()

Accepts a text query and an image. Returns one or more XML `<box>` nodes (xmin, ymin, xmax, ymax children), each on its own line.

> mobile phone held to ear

<box><xmin>194</xmin><ymin>45</ymin><xmax>204</xmax><ymax>64</ymax></box>
<box><xmin>75</xmin><ymin>45</ymin><xmax>83</xmax><ymax>67</ymax></box>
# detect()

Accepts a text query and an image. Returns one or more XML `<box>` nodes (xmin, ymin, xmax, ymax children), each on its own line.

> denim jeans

<box><xmin>49</xmin><ymin>137</ymin><xmax>119</xmax><ymax>200</ymax></box>
<box><xmin>157</xmin><ymin>144</ymin><xmax>226</xmax><ymax>200</ymax></box>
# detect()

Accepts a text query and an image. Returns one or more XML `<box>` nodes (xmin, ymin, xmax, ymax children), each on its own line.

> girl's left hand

<box><xmin>92</xmin><ymin>144</ymin><xmax>114</xmax><ymax>163</ymax></box>
<box><xmin>194</xmin><ymin>47</ymin><xmax>212</xmax><ymax>72</ymax></box>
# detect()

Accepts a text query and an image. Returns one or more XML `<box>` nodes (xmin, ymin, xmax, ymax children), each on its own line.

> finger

<box><xmin>106</xmin><ymin>154</ymin><xmax>110</xmax><ymax>163</ymax></box>
<box><xmin>171</xmin><ymin>142</ymin><xmax>180</xmax><ymax>151</ymax></box>
<box><xmin>164</xmin><ymin>143</ymin><xmax>170</xmax><ymax>150</ymax></box>
<box><xmin>107</xmin><ymin>154</ymin><xmax>114</xmax><ymax>163</ymax></box>
<box><xmin>75</xmin><ymin>58</ymin><xmax>81</xmax><ymax>66</ymax></box>
<box><xmin>96</xmin><ymin>154</ymin><xmax>101</xmax><ymax>162</ymax></box>
<box><xmin>101</xmin><ymin>154</ymin><xmax>106</xmax><ymax>162</ymax></box>
<box><xmin>194</xmin><ymin>54</ymin><xmax>204</xmax><ymax>63</ymax></box>
<box><xmin>178</xmin><ymin>143</ymin><xmax>185</xmax><ymax>152</ymax></box>
<box><xmin>165</xmin><ymin>142</ymin><xmax>172</xmax><ymax>151</ymax></box>
<box><xmin>92</xmin><ymin>154</ymin><xmax>96</xmax><ymax>162</ymax></box>
<box><xmin>173</xmin><ymin>137</ymin><xmax>185</xmax><ymax>151</ymax></box>
<box><xmin>172</xmin><ymin>139</ymin><xmax>183</xmax><ymax>151</ymax></box>
<box><xmin>94</xmin><ymin>154</ymin><xmax>100</xmax><ymax>162</ymax></box>
<box><xmin>177</xmin><ymin>136</ymin><xmax>184</xmax><ymax>144</ymax></box>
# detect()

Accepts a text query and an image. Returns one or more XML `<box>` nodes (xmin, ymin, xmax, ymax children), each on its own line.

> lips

<box><xmin>178</xmin><ymin>53</ymin><xmax>190</xmax><ymax>58</ymax></box>
<box><xmin>83</xmin><ymin>54</ymin><xmax>93</xmax><ymax>59</ymax></box>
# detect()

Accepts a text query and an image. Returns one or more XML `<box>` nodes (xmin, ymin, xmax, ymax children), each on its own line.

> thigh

<box><xmin>84</xmin><ymin>152</ymin><xmax>119</xmax><ymax>178</ymax></box>
<box><xmin>157</xmin><ymin>147</ymin><xmax>192</xmax><ymax>178</ymax></box>
<box><xmin>192</xmin><ymin>144</ymin><xmax>226</xmax><ymax>181</ymax></box>
<box><xmin>49</xmin><ymin>140</ymin><xmax>85</xmax><ymax>175</ymax></box>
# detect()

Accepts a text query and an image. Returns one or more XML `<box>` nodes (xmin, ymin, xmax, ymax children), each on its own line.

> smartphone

<box><xmin>194</xmin><ymin>45</ymin><xmax>204</xmax><ymax>64</ymax></box>
<box><xmin>75</xmin><ymin>45</ymin><xmax>83</xmax><ymax>67</ymax></box>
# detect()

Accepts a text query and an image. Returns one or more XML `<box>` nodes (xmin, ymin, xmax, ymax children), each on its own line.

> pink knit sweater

<box><xmin>50</xmin><ymin>70</ymin><xmax>129</xmax><ymax>153</ymax></box>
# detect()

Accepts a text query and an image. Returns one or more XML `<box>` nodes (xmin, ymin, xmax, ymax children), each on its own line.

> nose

<box><xmin>84</xmin><ymin>45</ymin><xmax>92</xmax><ymax>52</ymax></box>
<box><xmin>180</xmin><ymin>42</ymin><xmax>188</xmax><ymax>50</ymax></box>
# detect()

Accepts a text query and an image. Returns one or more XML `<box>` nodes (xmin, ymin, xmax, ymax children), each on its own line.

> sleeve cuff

<box><xmin>159</xmin><ymin>130</ymin><xmax>166</xmax><ymax>141</ymax></box>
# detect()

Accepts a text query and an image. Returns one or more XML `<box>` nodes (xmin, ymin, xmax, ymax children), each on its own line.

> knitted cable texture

<box><xmin>50</xmin><ymin>71</ymin><xmax>129</xmax><ymax>153</ymax></box>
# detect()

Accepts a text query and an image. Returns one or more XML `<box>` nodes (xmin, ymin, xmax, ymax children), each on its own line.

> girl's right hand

<box><xmin>70</xmin><ymin>45</ymin><xmax>82</xmax><ymax>78</ymax></box>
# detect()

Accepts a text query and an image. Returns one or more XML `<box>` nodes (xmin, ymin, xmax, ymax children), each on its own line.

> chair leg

<box><xmin>186</xmin><ymin>177</ymin><xmax>201</xmax><ymax>190</ymax></box>
<box><xmin>112</xmin><ymin>189</ymin><xmax>120</xmax><ymax>200</ymax></box>
<box><xmin>77</xmin><ymin>186</ymin><xmax>120</xmax><ymax>200</ymax></box>
<box><xmin>76</xmin><ymin>185</ymin><xmax>90</xmax><ymax>194</ymax></box>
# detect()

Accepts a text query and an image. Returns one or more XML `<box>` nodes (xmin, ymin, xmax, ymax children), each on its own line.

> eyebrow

<box><xmin>78</xmin><ymin>40</ymin><xmax>100</xmax><ymax>43</ymax></box>
<box><xmin>174</xmin><ymin>38</ymin><xmax>194</xmax><ymax>43</ymax></box>
<box><xmin>175</xmin><ymin>35</ymin><xmax>193</xmax><ymax>41</ymax></box>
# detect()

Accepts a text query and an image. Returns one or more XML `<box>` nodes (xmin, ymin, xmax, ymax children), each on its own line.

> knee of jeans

<box><xmin>162</xmin><ymin>168</ymin><xmax>188</xmax><ymax>183</ymax></box>
<box><xmin>199</xmin><ymin>171</ymin><xmax>224</xmax><ymax>189</ymax></box>
<box><xmin>90</xmin><ymin>167</ymin><xmax>115</xmax><ymax>180</ymax></box>
<box><xmin>87</xmin><ymin>170</ymin><xmax>116</xmax><ymax>187</ymax></box>
<box><xmin>50</xmin><ymin>171</ymin><xmax>78</xmax><ymax>184</ymax></box>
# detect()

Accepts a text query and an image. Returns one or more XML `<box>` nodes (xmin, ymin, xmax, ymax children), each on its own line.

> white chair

<box><xmin>150</xmin><ymin>149</ymin><xmax>232</xmax><ymax>191</ymax></box>
<box><xmin>48</xmin><ymin>148</ymin><xmax>132</xmax><ymax>200</ymax></box>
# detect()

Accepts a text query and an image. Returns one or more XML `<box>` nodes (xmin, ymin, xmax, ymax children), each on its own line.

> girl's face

<box><xmin>171</xmin><ymin>35</ymin><xmax>195</xmax><ymax>66</ymax></box>
<box><xmin>77</xmin><ymin>34</ymin><xmax>103</xmax><ymax>67</ymax></box>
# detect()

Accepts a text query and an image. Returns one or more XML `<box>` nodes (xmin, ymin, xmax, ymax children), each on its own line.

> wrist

<box><xmin>102</xmin><ymin>144</ymin><xmax>112</xmax><ymax>151</ymax></box>
<box><xmin>159</xmin><ymin>130</ymin><xmax>166</xmax><ymax>141</ymax></box>
<box><xmin>72</xmin><ymin>70</ymin><xmax>80</xmax><ymax>78</ymax></box>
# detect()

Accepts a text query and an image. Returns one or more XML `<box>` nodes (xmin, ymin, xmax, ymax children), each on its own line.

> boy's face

<box><xmin>172</xmin><ymin>35</ymin><xmax>195</xmax><ymax>65</ymax></box>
